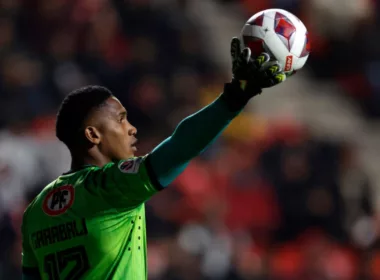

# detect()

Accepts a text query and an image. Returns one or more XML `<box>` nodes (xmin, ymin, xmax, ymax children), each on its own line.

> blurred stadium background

<box><xmin>1</xmin><ymin>0</ymin><xmax>380</xmax><ymax>279</ymax></box>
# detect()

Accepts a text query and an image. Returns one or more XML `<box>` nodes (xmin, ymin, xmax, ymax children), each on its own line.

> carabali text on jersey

<box><xmin>31</xmin><ymin>218</ymin><xmax>88</xmax><ymax>250</ymax></box>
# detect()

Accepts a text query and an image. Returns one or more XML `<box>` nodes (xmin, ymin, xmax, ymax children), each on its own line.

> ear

<box><xmin>84</xmin><ymin>126</ymin><xmax>101</xmax><ymax>145</ymax></box>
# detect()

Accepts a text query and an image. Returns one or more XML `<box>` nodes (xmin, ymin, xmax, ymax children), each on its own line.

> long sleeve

<box><xmin>147</xmin><ymin>87</ymin><xmax>246</xmax><ymax>187</ymax></box>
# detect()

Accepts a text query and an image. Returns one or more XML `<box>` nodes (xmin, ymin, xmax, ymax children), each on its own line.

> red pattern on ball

<box><xmin>274</xmin><ymin>12</ymin><xmax>296</xmax><ymax>51</ymax></box>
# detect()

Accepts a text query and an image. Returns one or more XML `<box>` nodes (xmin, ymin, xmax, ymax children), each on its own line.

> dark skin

<box><xmin>71</xmin><ymin>96</ymin><xmax>138</xmax><ymax>170</ymax></box>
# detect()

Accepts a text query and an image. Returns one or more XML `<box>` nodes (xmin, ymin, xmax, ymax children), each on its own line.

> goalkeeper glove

<box><xmin>222</xmin><ymin>37</ymin><xmax>286</xmax><ymax>111</ymax></box>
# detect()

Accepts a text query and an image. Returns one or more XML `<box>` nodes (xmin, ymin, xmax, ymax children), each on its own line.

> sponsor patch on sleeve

<box><xmin>118</xmin><ymin>158</ymin><xmax>142</xmax><ymax>174</ymax></box>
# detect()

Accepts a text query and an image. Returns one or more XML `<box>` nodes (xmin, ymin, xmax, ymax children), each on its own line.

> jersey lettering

<box><xmin>32</xmin><ymin>219</ymin><xmax>88</xmax><ymax>250</ymax></box>
<box><xmin>23</xmin><ymin>158</ymin><xmax>155</xmax><ymax>279</ymax></box>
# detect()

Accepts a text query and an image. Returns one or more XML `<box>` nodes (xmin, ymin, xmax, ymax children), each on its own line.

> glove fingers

<box><xmin>230</xmin><ymin>37</ymin><xmax>242</xmax><ymax>61</ymax></box>
<box><xmin>262</xmin><ymin>71</ymin><xmax>286</xmax><ymax>87</ymax></box>
<box><xmin>234</xmin><ymin>47</ymin><xmax>251</xmax><ymax>74</ymax></box>
<box><xmin>230</xmin><ymin>44</ymin><xmax>287</xmax><ymax>91</ymax></box>
<box><xmin>241</xmin><ymin>47</ymin><xmax>251</xmax><ymax>63</ymax></box>
<box><xmin>263</xmin><ymin>62</ymin><xmax>282</xmax><ymax>76</ymax></box>
<box><xmin>253</xmin><ymin>53</ymin><xmax>271</xmax><ymax>70</ymax></box>
<box><xmin>272</xmin><ymin>72</ymin><xmax>286</xmax><ymax>85</ymax></box>
<box><xmin>258</xmin><ymin>61</ymin><xmax>286</xmax><ymax>87</ymax></box>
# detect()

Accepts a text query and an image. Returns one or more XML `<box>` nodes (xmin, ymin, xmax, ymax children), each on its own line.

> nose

<box><xmin>129</xmin><ymin>124</ymin><xmax>137</xmax><ymax>136</ymax></box>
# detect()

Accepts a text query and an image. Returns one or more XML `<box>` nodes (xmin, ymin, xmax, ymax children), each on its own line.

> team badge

<box><xmin>42</xmin><ymin>185</ymin><xmax>75</xmax><ymax>216</ymax></box>
<box><xmin>118</xmin><ymin>158</ymin><xmax>142</xmax><ymax>174</ymax></box>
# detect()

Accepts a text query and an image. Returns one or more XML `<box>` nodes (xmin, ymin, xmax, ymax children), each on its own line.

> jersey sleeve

<box><xmin>21</xmin><ymin>212</ymin><xmax>38</xmax><ymax>269</ymax></box>
<box><xmin>93</xmin><ymin>155</ymin><xmax>162</xmax><ymax>210</ymax></box>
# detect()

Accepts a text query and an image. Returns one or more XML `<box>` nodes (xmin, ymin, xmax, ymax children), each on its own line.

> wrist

<box><xmin>220</xmin><ymin>81</ymin><xmax>258</xmax><ymax>112</ymax></box>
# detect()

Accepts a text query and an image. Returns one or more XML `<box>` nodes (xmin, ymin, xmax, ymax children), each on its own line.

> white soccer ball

<box><xmin>240</xmin><ymin>9</ymin><xmax>310</xmax><ymax>75</ymax></box>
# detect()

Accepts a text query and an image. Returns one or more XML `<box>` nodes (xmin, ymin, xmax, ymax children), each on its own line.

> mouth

<box><xmin>131</xmin><ymin>139</ymin><xmax>138</xmax><ymax>152</ymax></box>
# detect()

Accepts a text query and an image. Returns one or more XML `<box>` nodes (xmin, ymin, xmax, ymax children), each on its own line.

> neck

<box><xmin>70</xmin><ymin>149</ymin><xmax>111</xmax><ymax>171</ymax></box>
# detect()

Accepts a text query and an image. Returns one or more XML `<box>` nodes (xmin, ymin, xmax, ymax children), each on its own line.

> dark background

<box><xmin>1</xmin><ymin>0</ymin><xmax>380</xmax><ymax>279</ymax></box>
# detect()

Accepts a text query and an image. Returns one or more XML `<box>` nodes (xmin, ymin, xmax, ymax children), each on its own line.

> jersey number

<box><xmin>44</xmin><ymin>245</ymin><xmax>90</xmax><ymax>280</ymax></box>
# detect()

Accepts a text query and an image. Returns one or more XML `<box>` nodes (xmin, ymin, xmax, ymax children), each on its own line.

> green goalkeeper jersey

<box><xmin>21</xmin><ymin>156</ymin><xmax>160</xmax><ymax>280</ymax></box>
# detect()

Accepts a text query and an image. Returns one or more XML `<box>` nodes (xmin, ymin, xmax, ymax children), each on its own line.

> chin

<box><xmin>122</xmin><ymin>147</ymin><xmax>137</xmax><ymax>159</ymax></box>
<box><xmin>126</xmin><ymin>151</ymin><xmax>135</xmax><ymax>159</ymax></box>
<box><xmin>112</xmin><ymin>153</ymin><xmax>133</xmax><ymax>162</ymax></box>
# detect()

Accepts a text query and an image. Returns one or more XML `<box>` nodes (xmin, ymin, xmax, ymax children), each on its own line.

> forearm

<box><xmin>148</xmin><ymin>83</ymin><xmax>250</xmax><ymax>187</ymax></box>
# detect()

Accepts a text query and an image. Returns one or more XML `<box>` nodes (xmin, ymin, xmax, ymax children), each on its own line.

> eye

<box><xmin>119</xmin><ymin>115</ymin><xmax>126</xmax><ymax>123</ymax></box>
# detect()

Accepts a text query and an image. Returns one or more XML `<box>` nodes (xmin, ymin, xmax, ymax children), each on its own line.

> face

<box><xmin>85</xmin><ymin>97</ymin><xmax>138</xmax><ymax>161</ymax></box>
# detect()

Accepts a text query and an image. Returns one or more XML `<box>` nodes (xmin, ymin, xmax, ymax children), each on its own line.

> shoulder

<box><xmin>114</xmin><ymin>157</ymin><xmax>145</xmax><ymax>174</ymax></box>
<box><xmin>22</xmin><ymin>179</ymin><xmax>60</xmax><ymax>222</ymax></box>
<box><xmin>96</xmin><ymin>156</ymin><xmax>147</xmax><ymax>176</ymax></box>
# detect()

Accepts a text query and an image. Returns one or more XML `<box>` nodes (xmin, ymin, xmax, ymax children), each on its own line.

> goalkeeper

<box><xmin>21</xmin><ymin>38</ymin><xmax>286</xmax><ymax>280</ymax></box>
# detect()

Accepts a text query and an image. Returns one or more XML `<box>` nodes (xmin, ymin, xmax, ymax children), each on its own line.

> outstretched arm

<box><xmin>147</xmin><ymin>84</ymin><xmax>246</xmax><ymax>187</ymax></box>
<box><xmin>147</xmin><ymin>38</ymin><xmax>286</xmax><ymax>188</ymax></box>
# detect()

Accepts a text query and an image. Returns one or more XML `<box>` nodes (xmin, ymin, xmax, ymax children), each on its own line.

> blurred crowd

<box><xmin>1</xmin><ymin>0</ymin><xmax>380</xmax><ymax>279</ymax></box>
<box><xmin>239</xmin><ymin>0</ymin><xmax>380</xmax><ymax>120</ymax></box>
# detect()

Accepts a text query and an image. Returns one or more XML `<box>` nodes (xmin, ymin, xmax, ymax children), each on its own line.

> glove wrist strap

<box><xmin>220</xmin><ymin>81</ymin><xmax>253</xmax><ymax>112</ymax></box>
<box><xmin>220</xmin><ymin>80</ymin><xmax>261</xmax><ymax>112</ymax></box>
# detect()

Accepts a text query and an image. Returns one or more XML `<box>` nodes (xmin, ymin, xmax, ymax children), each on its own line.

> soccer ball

<box><xmin>240</xmin><ymin>9</ymin><xmax>310</xmax><ymax>75</ymax></box>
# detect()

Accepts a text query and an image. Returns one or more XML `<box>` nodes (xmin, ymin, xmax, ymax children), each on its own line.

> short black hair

<box><xmin>56</xmin><ymin>85</ymin><xmax>113</xmax><ymax>150</ymax></box>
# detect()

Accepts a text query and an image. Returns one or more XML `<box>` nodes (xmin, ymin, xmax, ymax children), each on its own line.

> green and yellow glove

<box><xmin>222</xmin><ymin>37</ymin><xmax>286</xmax><ymax>111</ymax></box>
<box><xmin>231</xmin><ymin>37</ymin><xmax>286</xmax><ymax>92</ymax></box>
